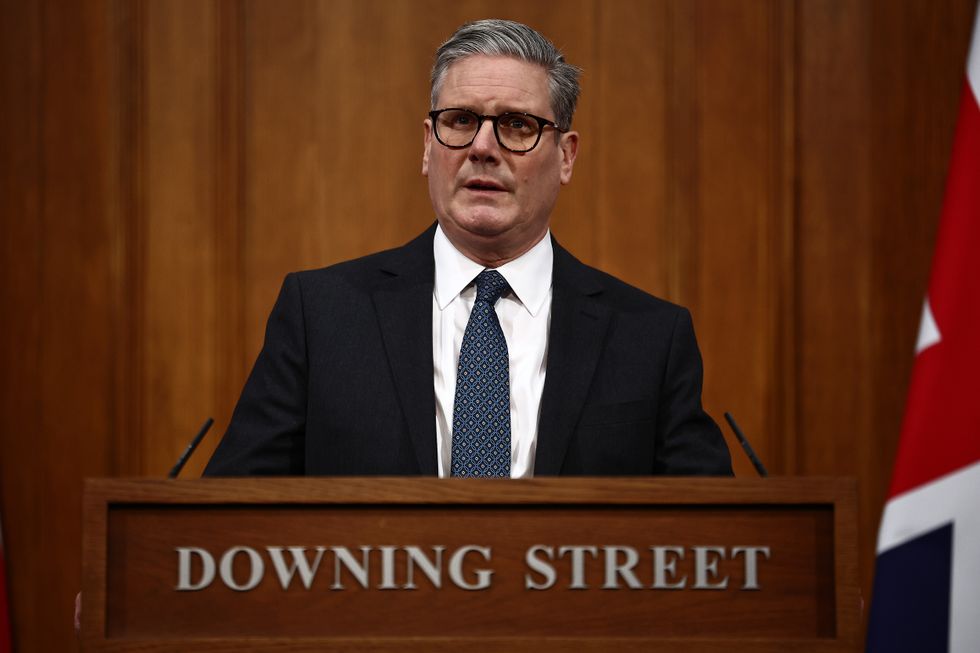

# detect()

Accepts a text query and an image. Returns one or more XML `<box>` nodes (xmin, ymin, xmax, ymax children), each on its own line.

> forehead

<box><xmin>437</xmin><ymin>55</ymin><xmax>551</xmax><ymax>115</ymax></box>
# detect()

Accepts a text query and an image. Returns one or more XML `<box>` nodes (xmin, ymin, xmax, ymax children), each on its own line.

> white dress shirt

<box><xmin>432</xmin><ymin>225</ymin><xmax>553</xmax><ymax>478</ymax></box>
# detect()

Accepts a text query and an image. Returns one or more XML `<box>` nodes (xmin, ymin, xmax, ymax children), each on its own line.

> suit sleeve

<box><xmin>654</xmin><ymin>308</ymin><xmax>733</xmax><ymax>475</ymax></box>
<box><xmin>204</xmin><ymin>273</ymin><xmax>307</xmax><ymax>475</ymax></box>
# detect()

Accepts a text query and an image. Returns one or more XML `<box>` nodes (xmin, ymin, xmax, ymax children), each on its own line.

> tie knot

<box><xmin>474</xmin><ymin>269</ymin><xmax>510</xmax><ymax>304</ymax></box>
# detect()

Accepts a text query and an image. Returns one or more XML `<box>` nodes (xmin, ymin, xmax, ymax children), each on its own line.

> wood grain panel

<box><xmin>108</xmin><ymin>0</ymin><xmax>146</xmax><ymax>477</ymax></box>
<box><xmin>796</xmin><ymin>0</ymin><xmax>875</xmax><ymax>600</ymax></box>
<box><xmin>42</xmin><ymin>0</ymin><xmax>118</xmax><ymax>646</ymax></box>
<box><xmin>108</xmin><ymin>507</ymin><xmax>834</xmax><ymax>638</ymax></box>
<box><xmin>38</xmin><ymin>0</ymin><xmax>118</xmax><ymax>486</ymax></box>
<box><xmin>0</xmin><ymin>1</ymin><xmax>119</xmax><ymax>651</ymax></box>
<box><xmin>0</xmin><ymin>2</ymin><xmax>45</xmax><ymax>650</ymax></box>
<box><xmin>664</xmin><ymin>0</ymin><xmax>698</xmax><ymax>305</ymax></box>
<box><xmin>685</xmin><ymin>0</ymin><xmax>791</xmax><ymax>478</ymax></box>
<box><xmin>83</xmin><ymin>478</ymin><xmax>859</xmax><ymax>650</ymax></box>
<box><xmin>210</xmin><ymin>0</ymin><xmax>249</xmax><ymax>473</ymax></box>
<box><xmin>772</xmin><ymin>0</ymin><xmax>799</xmax><ymax>486</ymax></box>
<box><xmin>243</xmin><ymin>0</ymin><xmax>324</xmax><ymax>355</ymax></box>
<box><xmin>796</xmin><ymin>0</ymin><xmax>873</xmax><ymax>474</ymax></box>
<box><xmin>140</xmin><ymin>0</ymin><xmax>220</xmax><ymax>476</ymax></box>
<box><xmin>595</xmin><ymin>0</ymin><xmax>669</xmax><ymax>297</ymax></box>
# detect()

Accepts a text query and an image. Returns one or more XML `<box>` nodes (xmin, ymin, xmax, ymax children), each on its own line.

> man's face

<box><xmin>422</xmin><ymin>55</ymin><xmax>579</xmax><ymax>265</ymax></box>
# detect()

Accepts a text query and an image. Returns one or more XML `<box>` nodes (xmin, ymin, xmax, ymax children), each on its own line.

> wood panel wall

<box><xmin>1</xmin><ymin>0</ymin><xmax>975</xmax><ymax>650</ymax></box>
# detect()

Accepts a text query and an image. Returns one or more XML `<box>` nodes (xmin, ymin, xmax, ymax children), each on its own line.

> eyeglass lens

<box><xmin>433</xmin><ymin>109</ymin><xmax>542</xmax><ymax>152</ymax></box>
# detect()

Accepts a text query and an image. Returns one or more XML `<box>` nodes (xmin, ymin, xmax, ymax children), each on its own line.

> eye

<box><xmin>440</xmin><ymin>110</ymin><xmax>477</xmax><ymax>129</ymax></box>
<box><xmin>500</xmin><ymin>114</ymin><xmax>537</xmax><ymax>134</ymax></box>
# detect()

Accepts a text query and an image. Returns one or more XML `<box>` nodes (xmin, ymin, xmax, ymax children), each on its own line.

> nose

<box><xmin>468</xmin><ymin>118</ymin><xmax>501</xmax><ymax>162</ymax></box>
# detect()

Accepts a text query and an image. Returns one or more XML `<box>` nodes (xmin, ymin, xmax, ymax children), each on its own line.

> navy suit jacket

<box><xmin>204</xmin><ymin>226</ymin><xmax>732</xmax><ymax>476</ymax></box>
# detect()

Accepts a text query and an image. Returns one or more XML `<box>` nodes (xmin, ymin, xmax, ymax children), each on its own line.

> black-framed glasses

<box><xmin>428</xmin><ymin>108</ymin><xmax>567</xmax><ymax>153</ymax></box>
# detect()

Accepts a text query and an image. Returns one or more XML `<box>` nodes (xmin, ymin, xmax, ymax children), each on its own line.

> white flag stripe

<box><xmin>876</xmin><ymin>461</ymin><xmax>980</xmax><ymax>653</ymax></box>
<box><xmin>914</xmin><ymin>298</ymin><xmax>942</xmax><ymax>354</ymax></box>
<box><xmin>877</xmin><ymin>461</ymin><xmax>980</xmax><ymax>552</ymax></box>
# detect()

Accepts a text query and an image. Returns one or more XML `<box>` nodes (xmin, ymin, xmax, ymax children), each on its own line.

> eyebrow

<box><xmin>449</xmin><ymin>106</ymin><xmax>538</xmax><ymax>116</ymax></box>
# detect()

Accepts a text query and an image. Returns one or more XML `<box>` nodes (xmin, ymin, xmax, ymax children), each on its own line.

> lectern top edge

<box><xmin>84</xmin><ymin>476</ymin><xmax>856</xmax><ymax>506</ymax></box>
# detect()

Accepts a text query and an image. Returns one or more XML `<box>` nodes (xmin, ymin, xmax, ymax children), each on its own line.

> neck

<box><xmin>441</xmin><ymin>225</ymin><xmax>548</xmax><ymax>268</ymax></box>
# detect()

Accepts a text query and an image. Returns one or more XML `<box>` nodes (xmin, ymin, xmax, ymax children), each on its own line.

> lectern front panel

<box><xmin>82</xmin><ymin>477</ymin><xmax>860</xmax><ymax>652</ymax></box>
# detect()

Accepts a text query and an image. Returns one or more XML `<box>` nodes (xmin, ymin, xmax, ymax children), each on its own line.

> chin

<box><xmin>452</xmin><ymin>211</ymin><xmax>517</xmax><ymax>239</ymax></box>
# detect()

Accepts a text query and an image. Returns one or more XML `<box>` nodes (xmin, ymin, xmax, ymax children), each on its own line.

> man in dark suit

<box><xmin>204</xmin><ymin>19</ymin><xmax>732</xmax><ymax>478</ymax></box>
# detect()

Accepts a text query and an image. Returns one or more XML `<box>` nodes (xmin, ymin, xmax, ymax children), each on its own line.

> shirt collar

<box><xmin>433</xmin><ymin>224</ymin><xmax>553</xmax><ymax>317</ymax></box>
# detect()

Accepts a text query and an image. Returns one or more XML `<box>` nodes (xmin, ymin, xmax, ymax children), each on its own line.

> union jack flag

<box><xmin>866</xmin><ymin>4</ymin><xmax>980</xmax><ymax>651</ymax></box>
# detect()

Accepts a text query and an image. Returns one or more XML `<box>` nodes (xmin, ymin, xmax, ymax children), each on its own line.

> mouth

<box><xmin>463</xmin><ymin>178</ymin><xmax>508</xmax><ymax>193</ymax></box>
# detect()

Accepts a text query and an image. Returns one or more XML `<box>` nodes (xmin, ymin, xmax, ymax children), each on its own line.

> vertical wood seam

<box><xmin>664</xmin><ymin>0</ymin><xmax>698</xmax><ymax>308</ymax></box>
<box><xmin>214</xmin><ymin>0</ymin><xmax>247</xmax><ymax>446</ymax></box>
<box><xmin>239</xmin><ymin>2</ymin><xmax>250</xmax><ymax>385</ymax></box>
<box><xmin>591</xmin><ymin>0</ymin><xmax>601</xmax><ymax>264</ymax></box>
<box><xmin>773</xmin><ymin>0</ymin><xmax>799</xmax><ymax>476</ymax></box>
<box><xmin>688</xmin><ymin>3</ymin><xmax>701</xmax><ymax>312</ymax></box>
<box><xmin>109</xmin><ymin>0</ymin><xmax>144</xmax><ymax>476</ymax></box>
<box><xmin>664</xmin><ymin>0</ymin><xmax>675</xmax><ymax>301</ymax></box>
<box><xmin>107</xmin><ymin>0</ymin><xmax>124</xmax><ymax>476</ymax></box>
<box><xmin>788</xmin><ymin>0</ymin><xmax>803</xmax><ymax>475</ymax></box>
<box><xmin>593</xmin><ymin>0</ymin><xmax>607</xmax><ymax>271</ymax></box>
<box><xmin>35</xmin><ymin>0</ymin><xmax>48</xmax><ymax>448</ymax></box>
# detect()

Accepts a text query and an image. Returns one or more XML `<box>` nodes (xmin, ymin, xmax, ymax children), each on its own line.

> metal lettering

<box><xmin>175</xmin><ymin>547</ymin><xmax>215</xmax><ymax>591</ymax></box>
<box><xmin>404</xmin><ymin>545</ymin><xmax>444</xmax><ymax>590</ymax></box>
<box><xmin>378</xmin><ymin>546</ymin><xmax>398</xmax><ymax>590</ymax></box>
<box><xmin>219</xmin><ymin>546</ymin><xmax>264</xmax><ymax>591</ymax></box>
<box><xmin>602</xmin><ymin>546</ymin><xmax>642</xmax><ymax>589</ymax></box>
<box><xmin>732</xmin><ymin>546</ymin><xmax>771</xmax><ymax>589</ymax></box>
<box><xmin>524</xmin><ymin>545</ymin><xmax>557</xmax><ymax>590</ymax></box>
<box><xmin>651</xmin><ymin>546</ymin><xmax>686</xmax><ymax>589</ymax></box>
<box><xmin>330</xmin><ymin>546</ymin><xmax>371</xmax><ymax>590</ymax></box>
<box><xmin>558</xmin><ymin>546</ymin><xmax>599</xmax><ymax>589</ymax></box>
<box><xmin>266</xmin><ymin>546</ymin><xmax>325</xmax><ymax>590</ymax></box>
<box><xmin>448</xmin><ymin>545</ymin><xmax>493</xmax><ymax>590</ymax></box>
<box><xmin>692</xmin><ymin>546</ymin><xmax>729</xmax><ymax>589</ymax></box>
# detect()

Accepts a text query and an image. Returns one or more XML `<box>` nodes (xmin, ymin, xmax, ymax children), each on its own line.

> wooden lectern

<box><xmin>82</xmin><ymin>477</ymin><xmax>860</xmax><ymax>652</ymax></box>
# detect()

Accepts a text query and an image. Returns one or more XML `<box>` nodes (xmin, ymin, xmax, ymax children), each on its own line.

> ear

<box><xmin>558</xmin><ymin>130</ymin><xmax>579</xmax><ymax>185</ymax></box>
<box><xmin>422</xmin><ymin>118</ymin><xmax>433</xmax><ymax>176</ymax></box>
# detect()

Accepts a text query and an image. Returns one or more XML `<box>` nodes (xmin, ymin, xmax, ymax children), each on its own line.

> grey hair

<box><xmin>430</xmin><ymin>19</ymin><xmax>582</xmax><ymax>131</ymax></box>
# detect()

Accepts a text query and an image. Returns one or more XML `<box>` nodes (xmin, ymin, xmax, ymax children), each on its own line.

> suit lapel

<box><xmin>534</xmin><ymin>243</ymin><xmax>611</xmax><ymax>475</ymax></box>
<box><xmin>372</xmin><ymin>227</ymin><xmax>438</xmax><ymax>475</ymax></box>
<box><xmin>368</xmin><ymin>229</ymin><xmax>610</xmax><ymax>477</ymax></box>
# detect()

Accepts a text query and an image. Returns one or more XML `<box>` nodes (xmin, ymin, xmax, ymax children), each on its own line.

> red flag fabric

<box><xmin>866</xmin><ymin>4</ymin><xmax>980</xmax><ymax>652</ymax></box>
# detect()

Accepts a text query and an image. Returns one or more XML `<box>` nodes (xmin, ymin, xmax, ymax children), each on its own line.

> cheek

<box><xmin>518</xmin><ymin>162</ymin><xmax>560</xmax><ymax>204</ymax></box>
<box><xmin>428</xmin><ymin>158</ymin><xmax>463</xmax><ymax>213</ymax></box>
<box><xmin>431</xmin><ymin>153</ymin><xmax>462</xmax><ymax>186</ymax></box>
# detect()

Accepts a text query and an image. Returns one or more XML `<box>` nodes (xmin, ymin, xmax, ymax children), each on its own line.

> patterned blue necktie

<box><xmin>451</xmin><ymin>270</ymin><xmax>511</xmax><ymax>477</ymax></box>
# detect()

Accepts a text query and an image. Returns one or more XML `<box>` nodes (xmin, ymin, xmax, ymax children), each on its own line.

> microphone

<box><xmin>723</xmin><ymin>412</ymin><xmax>768</xmax><ymax>477</ymax></box>
<box><xmin>168</xmin><ymin>417</ymin><xmax>214</xmax><ymax>478</ymax></box>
